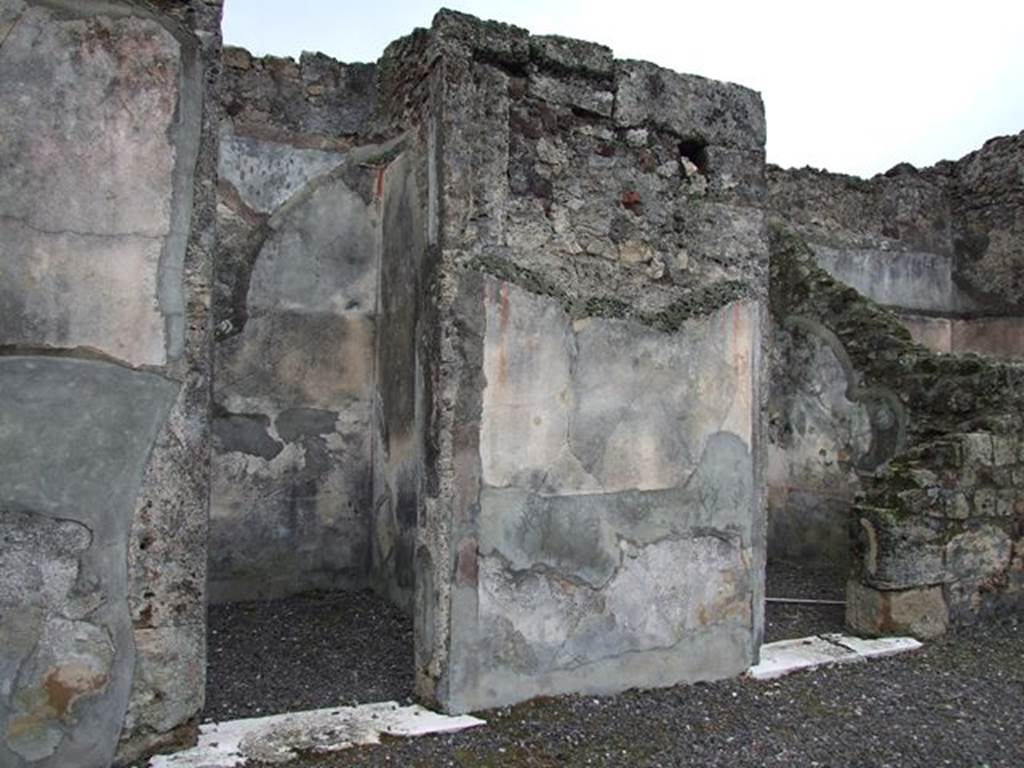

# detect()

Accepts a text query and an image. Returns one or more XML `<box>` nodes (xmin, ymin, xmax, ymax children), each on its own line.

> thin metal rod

<box><xmin>765</xmin><ymin>597</ymin><xmax>846</xmax><ymax>606</ymax></box>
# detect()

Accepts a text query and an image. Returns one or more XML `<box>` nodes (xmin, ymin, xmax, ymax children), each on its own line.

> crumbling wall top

<box><xmin>767</xmin><ymin>130</ymin><xmax>1024</xmax><ymax>313</ymax></box>
<box><xmin>221</xmin><ymin>45</ymin><xmax>376</xmax><ymax>147</ymax></box>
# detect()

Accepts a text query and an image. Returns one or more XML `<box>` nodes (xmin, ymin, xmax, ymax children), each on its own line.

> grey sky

<box><xmin>222</xmin><ymin>0</ymin><xmax>1024</xmax><ymax>178</ymax></box>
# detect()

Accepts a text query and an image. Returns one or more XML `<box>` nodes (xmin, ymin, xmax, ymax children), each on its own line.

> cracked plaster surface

<box><xmin>0</xmin><ymin>4</ymin><xmax>194</xmax><ymax>367</ymax></box>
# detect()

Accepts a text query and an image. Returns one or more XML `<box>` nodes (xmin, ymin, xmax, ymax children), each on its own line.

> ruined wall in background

<box><xmin>384</xmin><ymin>11</ymin><xmax>769</xmax><ymax>713</ymax></box>
<box><xmin>770</xmin><ymin>224</ymin><xmax>1024</xmax><ymax>638</ymax></box>
<box><xmin>0</xmin><ymin>1</ymin><xmax>221</xmax><ymax>765</ymax></box>
<box><xmin>767</xmin><ymin>132</ymin><xmax>1024</xmax><ymax>357</ymax></box>
<box><xmin>209</xmin><ymin>49</ymin><xmax>387</xmax><ymax>602</ymax></box>
<box><xmin>766</xmin><ymin>133</ymin><xmax>1024</xmax><ymax>568</ymax></box>
<box><xmin>946</xmin><ymin>133</ymin><xmax>1024</xmax><ymax>315</ymax></box>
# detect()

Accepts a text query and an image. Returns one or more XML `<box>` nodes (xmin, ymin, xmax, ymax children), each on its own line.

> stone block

<box><xmin>854</xmin><ymin>509</ymin><xmax>947</xmax><ymax>590</ymax></box>
<box><xmin>846</xmin><ymin>581</ymin><xmax>949</xmax><ymax>639</ymax></box>
<box><xmin>973</xmin><ymin>488</ymin><xmax>998</xmax><ymax>517</ymax></box>
<box><xmin>529</xmin><ymin>34</ymin><xmax>614</xmax><ymax>77</ymax></box>
<box><xmin>943</xmin><ymin>492</ymin><xmax>971</xmax><ymax>520</ymax></box>
<box><xmin>991</xmin><ymin>435</ymin><xmax>1017</xmax><ymax>466</ymax></box>
<box><xmin>614</xmin><ymin>60</ymin><xmax>765</xmax><ymax>151</ymax></box>
<box><xmin>945</xmin><ymin>526</ymin><xmax>1013</xmax><ymax>583</ymax></box>
<box><xmin>529</xmin><ymin>71</ymin><xmax>614</xmax><ymax>116</ymax></box>
<box><xmin>961</xmin><ymin>433</ymin><xmax>995</xmax><ymax>466</ymax></box>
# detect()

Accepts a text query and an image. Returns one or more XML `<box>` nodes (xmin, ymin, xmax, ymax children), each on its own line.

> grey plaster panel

<box><xmin>477</xmin><ymin>435</ymin><xmax>757</xmax><ymax>593</ymax></box>
<box><xmin>0</xmin><ymin>356</ymin><xmax>177</xmax><ymax>768</ymax></box>
<box><xmin>218</xmin><ymin>128</ymin><xmax>347</xmax><ymax>214</ymax></box>
<box><xmin>372</xmin><ymin>149</ymin><xmax>426</xmax><ymax>610</ymax></box>
<box><xmin>208</xmin><ymin>418</ymin><xmax>372</xmax><ymax>603</ymax></box>
<box><xmin>475</xmin><ymin>531</ymin><xmax>752</xmax><ymax>667</ymax></box>
<box><xmin>0</xmin><ymin>4</ymin><xmax>200</xmax><ymax>366</ymax></box>
<box><xmin>812</xmin><ymin>244</ymin><xmax>981</xmax><ymax>315</ymax></box>
<box><xmin>248</xmin><ymin>176</ymin><xmax>379</xmax><ymax>316</ymax></box>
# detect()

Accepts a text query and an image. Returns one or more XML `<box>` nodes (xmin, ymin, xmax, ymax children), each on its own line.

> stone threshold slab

<box><xmin>149</xmin><ymin>701</ymin><xmax>486</xmax><ymax>767</ymax></box>
<box><xmin>748</xmin><ymin>634</ymin><xmax>923</xmax><ymax>681</ymax></box>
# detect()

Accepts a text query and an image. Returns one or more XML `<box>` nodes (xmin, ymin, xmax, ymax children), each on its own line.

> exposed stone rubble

<box><xmin>221</xmin><ymin>46</ymin><xmax>376</xmax><ymax>148</ymax></box>
<box><xmin>769</xmin><ymin>222</ymin><xmax>1024</xmax><ymax>638</ymax></box>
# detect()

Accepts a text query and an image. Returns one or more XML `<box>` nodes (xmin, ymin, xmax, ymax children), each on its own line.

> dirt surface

<box><xmin>264</xmin><ymin>616</ymin><xmax>1023</xmax><ymax>768</ymax></box>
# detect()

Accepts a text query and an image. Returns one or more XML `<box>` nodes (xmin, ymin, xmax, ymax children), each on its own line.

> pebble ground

<box><xmin>205</xmin><ymin>590</ymin><xmax>415</xmax><ymax>722</ymax></box>
<box><xmin>206</xmin><ymin>570</ymin><xmax>1022</xmax><ymax>767</ymax></box>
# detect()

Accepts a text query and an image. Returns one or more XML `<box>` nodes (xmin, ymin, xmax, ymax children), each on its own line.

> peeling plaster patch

<box><xmin>275</xmin><ymin>407</ymin><xmax>338</xmax><ymax>443</ymax></box>
<box><xmin>480</xmin><ymin>279</ymin><xmax>758</xmax><ymax>495</ymax></box>
<box><xmin>148</xmin><ymin>703</ymin><xmax>484</xmax><ymax>767</ymax></box>
<box><xmin>212</xmin><ymin>412</ymin><xmax>283</xmax><ymax>460</ymax></box>
<box><xmin>476</xmin><ymin>534</ymin><xmax>752</xmax><ymax>675</ymax></box>
<box><xmin>7</xmin><ymin>618</ymin><xmax>114</xmax><ymax>761</ymax></box>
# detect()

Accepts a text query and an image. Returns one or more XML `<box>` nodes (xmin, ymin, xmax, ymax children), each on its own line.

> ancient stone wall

<box><xmin>766</xmin><ymin>133</ymin><xmax>1024</xmax><ymax>567</ymax></box>
<box><xmin>378</xmin><ymin>11</ymin><xmax>770</xmax><ymax>713</ymax></box>
<box><xmin>947</xmin><ymin>133</ymin><xmax>1024</xmax><ymax>313</ymax></box>
<box><xmin>2</xmin><ymin>5</ymin><xmax>1017</xmax><ymax>762</ymax></box>
<box><xmin>769</xmin><ymin>223</ymin><xmax>1024</xmax><ymax>637</ymax></box>
<box><xmin>0</xmin><ymin>1</ymin><xmax>221</xmax><ymax>765</ymax></box>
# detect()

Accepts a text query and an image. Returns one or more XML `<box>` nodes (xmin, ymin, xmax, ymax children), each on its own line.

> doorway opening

<box><xmin>764</xmin><ymin>321</ymin><xmax>860</xmax><ymax>642</ymax></box>
<box><xmin>206</xmin><ymin>51</ymin><xmax>426</xmax><ymax>720</ymax></box>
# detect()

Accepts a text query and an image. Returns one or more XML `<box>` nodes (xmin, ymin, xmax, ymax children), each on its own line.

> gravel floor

<box><xmin>205</xmin><ymin>564</ymin><xmax>848</xmax><ymax>721</ymax></box>
<box><xmin>204</xmin><ymin>590</ymin><xmax>414</xmax><ymax>722</ymax></box>
<box><xmin>766</xmin><ymin>561</ymin><xmax>846</xmax><ymax>602</ymax></box>
<box><xmin>257</xmin><ymin>616</ymin><xmax>1024</xmax><ymax>768</ymax></box>
<box><xmin>764</xmin><ymin>560</ymin><xmax>847</xmax><ymax>642</ymax></box>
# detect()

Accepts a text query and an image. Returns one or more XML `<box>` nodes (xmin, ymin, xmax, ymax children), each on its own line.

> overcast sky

<box><xmin>223</xmin><ymin>0</ymin><xmax>1024</xmax><ymax>178</ymax></box>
